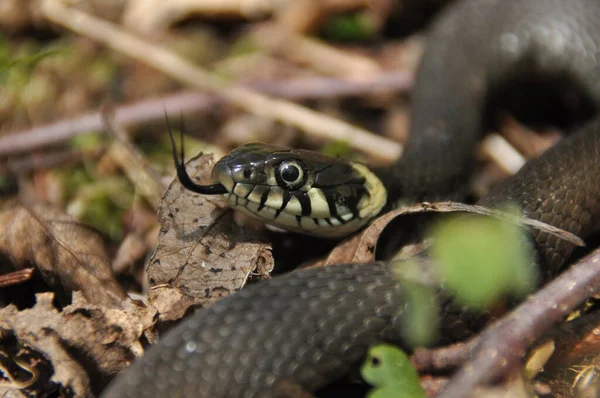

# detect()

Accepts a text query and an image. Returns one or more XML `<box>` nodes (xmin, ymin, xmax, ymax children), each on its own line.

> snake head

<box><xmin>210</xmin><ymin>142</ymin><xmax>387</xmax><ymax>238</ymax></box>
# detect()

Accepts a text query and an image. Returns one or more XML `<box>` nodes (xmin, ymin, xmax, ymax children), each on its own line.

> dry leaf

<box><xmin>0</xmin><ymin>292</ymin><xmax>152</xmax><ymax>397</ymax></box>
<box><xmin>306</xmin><ymin>209</ymin><xmax>404</xmax><ymax>268</ymax></box>
<box><xmin>147</xmin><ymin>153</ymin><xmax>273</xmax><ymax>322</ymax></box>
<box><xmin>112</xmin><ymin>233</ymin><xmax>150</xmax><ymax>274</ymax></box>
<box><xmin>0</xmin><ymin>202</ymin><xmax>126</xmax><ymax>308</ymax></box>
<box><xmin>305</xmin><ymin>201</ymin><xmax>583</xmax><ymax>268</ymax></box>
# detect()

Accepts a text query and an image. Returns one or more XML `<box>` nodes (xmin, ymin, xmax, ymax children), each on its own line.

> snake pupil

<box><xmin>281</xmin><ymin>164</ymin><xmax>300</xmax><ymax>182</ymax></box>
<box><xmin>275</xmin><ymin>161</ymin><xmax>306</xmax><ymax>190</ymax></box>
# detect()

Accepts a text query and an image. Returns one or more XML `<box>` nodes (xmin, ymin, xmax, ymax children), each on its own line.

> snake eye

<box><xmin>275</xmin><ymin>161</ymin><xmax>306</xmax><ymax>190</ymax></box>
<box><xmin>243</xmin><ymin>168</ymin><xmax>253</xmax><ymax>179</ymax></box>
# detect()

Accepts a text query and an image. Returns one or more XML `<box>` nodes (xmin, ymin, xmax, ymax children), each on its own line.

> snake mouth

<box><xmin>212</xmin><ymin>159</ymin><xmax>387</xmax><ymax>238</ymax></box>
<box><xmin>169</xmin><ymin>128</ymin><xmax>387</xmax><ymax>237</ymax></box>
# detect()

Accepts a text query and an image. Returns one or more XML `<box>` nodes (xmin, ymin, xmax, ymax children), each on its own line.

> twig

<box><xmin>0</xmin><ymin>71</ymin><xmax>413</xmax><ymax>158</ymax></box>
<box><xmin>2</xmin><ymin>148</ymin><xmax>103</xmax><ymax>175</ymax></box>
<box><xmin>252</xmin><ymin>24</ymin><xmax>380</xmax><ymax>79</ymax></box>
<box><xmin>480</xmin><ymin>134</ymin><xmax>525</xmax><ymax>175</ymax></box>
<box><xmin>0</xmin><ymin>92</ymin><xmax>212</xmax><ymax>157</ymax></box>
<box><xmin>437</xmin><ymin>247</ymin><xmax>600</xmax><ymax>398</ymax></box>
<box><xmin>411</xmin><ymin>340</ymin><xmax>474</xmax><ymax>372</ymax></box>
<box><xmin>123</xmin><ymin>0</ymin><xmax>276</xmax><ymax>33</ymax></box>
<box><xmin>40</xmin><ymin>0</ymin><xmax>402</xmax><ymax>162</ymax></box>
<box><xmin>251</xmin><ymin>71</ymin><xmax>412</xmax><ymax>99</ymax></box>
<box><xmin>0</xmin><ymin>268</ymin><xmax>35</xmax><ymax>287</ymax></box>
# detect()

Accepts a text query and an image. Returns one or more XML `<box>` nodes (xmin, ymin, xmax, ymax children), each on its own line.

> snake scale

<box><xmin>102</xmin><ymin>0</ymin><xmax>600</xmax><ymax>396</ymax></box>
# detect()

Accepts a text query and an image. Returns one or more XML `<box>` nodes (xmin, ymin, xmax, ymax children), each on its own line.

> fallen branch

<box><xmin>411</xmin><ymin>341</ymin><xmax>474</xmax><ymax>373</ymax></box>
<box><xmin>438</xmin><ymin>247</ymin><xmax>600</xmax><ymax>398</ymax></box>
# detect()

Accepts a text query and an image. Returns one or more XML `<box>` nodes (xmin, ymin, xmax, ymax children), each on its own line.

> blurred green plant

<box><xmin>0</xmin><ymin>36</ymin><xmax>64</xmax><ymax>80</ymax></box>
<box><xmin>70</xmin><ymin>131</ymin><xmax>107</xmax><ymax>151</ymax></box>
<box><xmin>430</xmin><ymin>205</ymin><xmax>536</xmax><ymax>308</ymax></box>
<box><xmin>398</xmin><ymin>277</ymin><xmax>439</xmax><ymax>347</ymax></box>
<box><xmin>228</xmin><ymin>36</ymin><xmax>260</xmax><ymax>58</ymax></box>
<box><xmin>361</xmin><ymin>344</ymin><xmax>427</xmax><ymax>398</ymax></box>
<box><xmin>320</xmin><ymin>139</ymin><xmax>352</xmax><ymax>158</ymax></box>
<box><xmin>320</xmin><ymin>12</ymin><xmax>377</xmax><ymax>42</ymax></box>
<box><xmin>63</xmin><ymin>168</ymin><xmax>133</xmax><ymax>241</ymax></box>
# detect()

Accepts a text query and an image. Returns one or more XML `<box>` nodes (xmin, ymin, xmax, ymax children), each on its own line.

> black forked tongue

<box><xmin>174</xmin><ymin>165</ymin><xmax>228</xmax><ymax>195</ymax></box>
<box><xmin>166</xmin><ymin>112</ymin><xmax>228</xmax><ymax>195</ymax></box>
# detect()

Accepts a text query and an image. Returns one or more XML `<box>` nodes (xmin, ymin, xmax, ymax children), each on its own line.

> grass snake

<box><xmin>102</xmin><ymin>0</ymin><xmax>600</xmax><ymax>396</ymax></box>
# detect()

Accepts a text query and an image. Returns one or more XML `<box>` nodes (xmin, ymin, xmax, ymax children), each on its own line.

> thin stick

<box><xmin>438</xmin><ymin>247</ymin><xmax>600</xmax><ymax>398</ymax></box>
<box><xmin>40</xmin><ymin>0</ymin><xmax>402</xmax><ymax>162</ymax></box>
<box><xmin>411</xmin><ymin>341</ymin><xmax>474</xmax><ymax>372</ymax></box>
<box><xmin>0</xmin><ymin>91</ymin><xmax>211</xmax><ymax>157</ymax></box>
<box><xmin>0</xmin><ymin>268</ymin><xmax>35</xmax><ymax>287</ymax></box>
<box><xmin>0</xmin><ymin>71</ymin><xmax>412</xmax><ymax>158</ymax></box>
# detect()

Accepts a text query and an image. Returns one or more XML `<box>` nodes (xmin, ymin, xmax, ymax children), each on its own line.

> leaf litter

<box><xmin>0</xmin><ymin>127</ymin><xmax>274</xmax><ymax>396</ymax></box>
<box><xmin>0</xmin><ymin>292</ymin><xmax>152</xmax><ymax>398</ymax></box>
<box><xmin>0</xmin><ymin>201</ymin><xmax>126</xmax><ymax>308</ymax></box>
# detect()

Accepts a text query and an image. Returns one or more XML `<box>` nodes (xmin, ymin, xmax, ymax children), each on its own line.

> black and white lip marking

<box><xmin>210</xmin><ymin>143</ymin><xmax>387</xmax><ymax>238</ymax></box>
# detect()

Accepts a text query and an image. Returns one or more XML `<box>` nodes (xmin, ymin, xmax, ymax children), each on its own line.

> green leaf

<box><xmin>361</xmin><ymin>344</ymin><xmax>427</xmax><ymax>398</ymax></box>
<box><xmin>430</xmin><ymin>204</ymin><xmax>536</xmax><ymax>308</ymax></box>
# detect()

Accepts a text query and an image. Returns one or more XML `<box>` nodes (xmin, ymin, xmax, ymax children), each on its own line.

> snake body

<box><xmin>103</xmin><ymin>0</ymin><xmax>600</xmax><ymax>396</ymax></box>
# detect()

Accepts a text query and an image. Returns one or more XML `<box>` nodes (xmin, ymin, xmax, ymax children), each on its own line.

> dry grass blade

<box><xmin>0</xmin><ymin>202</ymin><xmax>126</xmax><ymax>308</ymax></box>
<box><xmin>147</xmin><ymin>153</ymin><xmax>273</xmax><ymax>322</ymax></box>
<box><xmin>101</xmin><ymin>107</ymin><xmax>167</xmax><ymax>210</ymax></box>
<box><xmin>40</xmin><ymin>0</ymin><xmax>402</xmax><ymax>162</ymax></box>
<box><xmin>388</xmin><ymin>202</ymin><xmax>583</xmax><ymax>246</ymax></box>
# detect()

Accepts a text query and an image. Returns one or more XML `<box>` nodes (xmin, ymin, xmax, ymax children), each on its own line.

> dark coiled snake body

<box><xmin>103</xmin><ymin>0</ymin><xmax>600</xmax><ymax>396</ymax></box>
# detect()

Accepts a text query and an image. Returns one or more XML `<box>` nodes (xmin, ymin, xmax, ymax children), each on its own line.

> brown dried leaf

<box><xmin>0</xmin><ymin>202</ymin><xmax>126</xmax><ymax>308</ymax></box>
<box><xmin>112</xmin><ymin>232</ymin><xmax>149</xmax><ymax>274</ymax></box>
<box><xmin>0</xmin><ymin>292</ymin><xmax>152</xmax><ymax>397</ymax></box>
<box><xmin>307</xmin><ymin>201</ymin><xmax>583</xmax><ymax>268</ymax></box>
<box><xmin>147</xmin><ymin>153</ymin><xmax>273</xmax><ymax>322</ymax></box>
